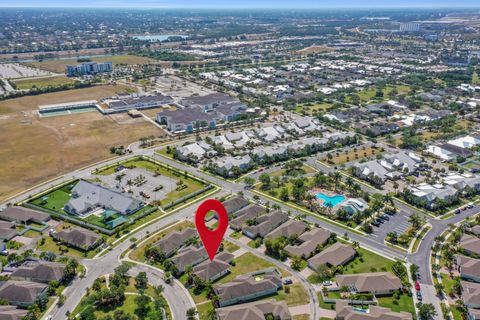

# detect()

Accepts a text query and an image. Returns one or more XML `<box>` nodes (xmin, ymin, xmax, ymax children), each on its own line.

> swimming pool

<box><xmin>315</xmin><ymin>193</ymin><xmax>346</xmax><ymax>207</ymax></box>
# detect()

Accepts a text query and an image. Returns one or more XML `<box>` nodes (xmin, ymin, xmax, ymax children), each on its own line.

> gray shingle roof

<box><xmin>308</xmin><ymin>242</ymin><xmax>356</xmax><ymax>268</ymax></box>
<box><xmin>216</xmin><ymin>299</ymin><xmax>291</xmax><ymax>320</ymax></box>
<box><xmin>284</xmin><ymin>228</ymin><xmax>332</xmax><ymax>258</ymax></box>
<box><xmin>0</xmin><ymin>207</ymin><xmax>50</xmax><ymax>223</ymax></box>
<box><xmin>0</xmin><ymin>281</ymin><xmax>47</xmax><ymax>306</ymax></box>
<box><xmin>154</xmin><ymin>227</ymin><xmax>196</xmax><ymax>257</ymax></box>
<box><xmin>54</xmin><ymin>227</ymin><xmax>101</xmax><ymax>250</ymax></box>
<box><xmin>10</xmin><ymin>261</ymin><xmax>65</xmax><ymax>283</ymax></box>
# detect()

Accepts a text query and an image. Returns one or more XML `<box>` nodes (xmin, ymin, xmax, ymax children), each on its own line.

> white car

<box><xmin>322</xmin><ymin>281</ymin><xmax>332</xmax><ymax>287</ymax></box>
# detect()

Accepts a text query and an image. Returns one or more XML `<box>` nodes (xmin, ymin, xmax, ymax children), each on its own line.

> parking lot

<box><xmin>154</xmin><ymin>75</ymin><xmax>215</xmax><ymax>98</ymax></box>
<box><xmin>92</xmin><ymin>167</ymin><xmax>178</xmax><ymax>202</ymax></box>
<box><xmin>367</xmin><ymin>210</ymin><xmax>412</xmax><ymax>242</ymax></box>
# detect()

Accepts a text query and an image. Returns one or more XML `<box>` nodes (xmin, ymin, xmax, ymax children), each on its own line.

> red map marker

<box><xmin>195</xmin><ymin>199</ymin><xmax>229</xmax><ymax>261</ymax></box>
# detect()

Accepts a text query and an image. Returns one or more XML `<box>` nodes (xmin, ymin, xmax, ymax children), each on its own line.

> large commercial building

<box><xmin>66</xmin><ymin>61</ymin><xmax>113</xmax><ymax>76</ymax></box>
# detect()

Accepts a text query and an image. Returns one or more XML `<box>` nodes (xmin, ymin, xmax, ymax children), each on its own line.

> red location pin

<box><xmin>195</xmin><ymin>199</ymin><xmax>229</xmax><ymax>261</ymax></box>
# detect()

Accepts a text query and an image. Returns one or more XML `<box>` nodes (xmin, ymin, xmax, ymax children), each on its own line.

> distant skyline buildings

<box><xmin>2</xmin><ymin>0</ymin><xmax>480</xmax><ymax>8</ymax></box>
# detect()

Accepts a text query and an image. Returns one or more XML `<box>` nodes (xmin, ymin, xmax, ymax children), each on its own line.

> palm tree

<box><xmin>345</xmin><ymin>177</ymin><xmax>354</xmax><ymax>191</ymax></box>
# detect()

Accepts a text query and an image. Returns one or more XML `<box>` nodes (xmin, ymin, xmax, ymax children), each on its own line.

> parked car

<box><xmin>415</xmin><ymin>281</ymin><xmax>421</xmax><ymax>291</ymax></box>
<box><xmin>322</xmin><ymin>281</ymin><xmax>332</xmax><ymax>287</ymax></box>
<box><xmin>372</xmin><ymin>221</ymin><xmax>381</xmax><ymax>227</ymax></box>
<box><xmin>467</xmin><ymin>204</ymin><xmax>474</xmax><ymax>209</ymax></box>
<box><xmin>376</xmin><ymin>218</ymin><xmax>384</xmax><ymax>224</ymax></box>
<box><xmin>455</xmin><ymin>209</ymin><xmax>461</xmax><ymax>215</ymax></box>
<box><xmin>416</xmin><ymin>291</ymin><xmax>422</xmax><ymax>301</ymax></box>
<box><xmin>283</xmin><ymin>279</ymin><xmax>293</xmax><ymax>285</ymax></box>
<box><xmin>381</xmin><ymin>215</ymin><xmax>390</xmax><ymax>221</ymax></box>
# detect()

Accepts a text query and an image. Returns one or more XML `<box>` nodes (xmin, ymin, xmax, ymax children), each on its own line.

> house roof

<box><xmin>171</xmin><ymin>245</ymin><xmax>209</xmax><ymax>271</ymax></box>
<box><xmin>193</xmin><ymin>259</ymin><xmax>230</xmax><ymax>282</ymax></box>
<box><xmin>0</xmin><ymin>206</ymin><xmax>50</xmax><ymax>223</ymax></box>
<box><xmin>55</xmin><ymin>227</ymin><xmax>101</xmax><ymax>249</ymax></box>
<box><xmin>284</xmin><ymin>228</ymin><xmax>332</xmax><ymax>258</ymax></box>
<box><xmin>10</xmin><ymin>260</ymin><xmax>65</xmax><ymax>283</ymax></box>
<box><xmin>265</xmin><ymin>219</ymin><xmax>307</xmax><ymax>240</ymax></box>
<box><xmin>0</xmin><ymin>306</ymin><xmax>29</xmax><ymax>320</ymax></box>
<box><xmin>455</xmin><ymin>255</ymin><xmax>480</xmax><ymax>279</ymax></box>
<box><xmin>439</xmin><ymin>143</ymin><xmax>473</xmax><ymax>158</ymax></box>
<box><xmin>215</xmin><ymin>299</ymin><xmax>291</xmax><ymax>320</ymax></box>
<box><xmin>222</xmin><ymin>197</ymin><xmax>250</xmax><ymax>215</ymax></box>
<box><xmin>0</xmin><ymin>281</ymin><xmax>47</xmax><ymax>306</ymax></box>
<box><xmin>460</xmin><ymin>234</ymin><xmax>480</xmax><ymax>256</ymax></box>
<box><xmin>308</xmin><ymin>243</ymin><xmax>356</xmax><ymax>268</ymax></box>
<box><xmin>154</xmin><ymin>227</ymin><xmax>196</xmax><ymax>256</ymax></box>
<box><xmin>230</xmin><ymin>204</ymin><xmax>265</xmax><ymax>229</ymax></box>
<box><xmin>182</xmin><ymin>93</ymin><xmax>236</xmax><ymax>106</ymax></box>
<box><xmin>336</xmin><ymin>272</ymin><xmax>402</xmax><ymax>293</ymax></box>
<box><xmin>243</xmin><ymin>211</ymin><xmax>289</xmax><ymax>238</ymax></box>
<box><xmin>336</xmin><ymin>300</ymin><xmax>412</xmax><ymax>320</ymax></box>
<box><xmin>354</xmin><ymin>160</ymin><xmax>388</xmax><ymax>181</ymax></box>
<box><xmin>462</xmin><ymin>280</ymin><xmax>480</xmax><ymax>307</ymax></box>
<box><xmin>213</xmin><ymin>269</ymin><xmax>282</xmax><ymax>304</ymax></box>
<box><xmin>67</xmin><ymin>180</ymin><xmax>143</xmax><ymax>215</ymax></box>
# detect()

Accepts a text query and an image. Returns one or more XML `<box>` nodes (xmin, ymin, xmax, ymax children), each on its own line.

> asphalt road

<box><xmin>4</xmin><ymin>141</ymin><xmax>479</xmax><ymax>320</ymax></box>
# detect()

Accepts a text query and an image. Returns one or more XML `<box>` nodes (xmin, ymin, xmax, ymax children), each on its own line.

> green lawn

<box><xmin>29</xmin><ymin>182</ymin><xmax>75</xmax><ymax>214</ymax></box>
<box><xmin>295</xmin><ymin>102</ymin><xmax>332</xmax><ymax>115</ymax></box>
<box><xmin>377</xmin><ymin>293</ymin><xmax>416</xmax><ymax>318</ymax></box>
<box><xmin>196</xmin><ymin>301</ymin><xmax>214</xmax><ymax>320</ymax></box>
<box><xmin>223</xmin><ymin>241</ymin><xmax>240</xmax><ymax>253</ymax></box>
<box><xmin>343</xmin><ymin>247</ymin><xmax>395</xmax><ymax>274</ymax></box>
<box><xmin>12</xmin><ymin>76</ymin><xmax>75</xmax><ymax>90</ymax></box>
<box><xmin>264</xmin><ymin>283</ymin><xmax>309</xmax><ymax>306</ymax></box>
<box><xmin>217</xmin><ymin>252</ymin><xmax>290</xmax><ymax>284</ymax></box>
<box><xmin>317</xmin><ymin>292</ymin><xmax>336</xmax><ymax>310</ymax></box>
<box><xmin>36</xmin><ymin>235</ymin><xmax>96</xmax><ymax>258</ymax></box>
<box><xmin>23</xmin><ymin>229</ymin><xmax>42</xmax><ymax>238</ymax></box>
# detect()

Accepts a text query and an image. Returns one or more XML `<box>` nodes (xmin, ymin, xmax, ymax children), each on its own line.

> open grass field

<box><xmin>323</xmin><ymin>146</ymin><xmax>379</xmax><ymax>165</ymax></box>
<box><xmin>349</xmin><ymin>85</ymin><xmax>411</xmax><ymax>103</ymax></box>
<box><xmin>377</xmin><ymin>293</ymin><xmax>416</xmax><ymax>317</ymax></box>
<box><xmin>11</xmin><ymin>76</ymin><xmax>75</xmax><ymax>90</ymax></box>
<box><xmin>25</xmin><ymin>55</ymin><xmax>155</xmax><ymax>73</ymax></box>
<box><xmin>296</xmin><ymin>46</ymin><xmax>335</xmax><ymax>55</ymax></box>
<box><xmin>295</xmin><ymin>102</ymin><xmax>332</xmax><ymax>115</ymax></box>
<box><xmin>0</xmin><ymin>85</ymin><xmax>164</xmax><ymax>202</ymax></box>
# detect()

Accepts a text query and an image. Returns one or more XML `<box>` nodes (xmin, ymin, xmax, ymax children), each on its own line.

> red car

<box><xmin>415</xmin><ymin>281</ymin><xmax>421</xmax><ymax>291</ymax></box>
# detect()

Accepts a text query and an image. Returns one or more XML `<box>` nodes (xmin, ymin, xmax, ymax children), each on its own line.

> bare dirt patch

<box><xmin>0</xmin><ymin>85</ymin><xmax>164</xmax><ymax>201</ymax></box>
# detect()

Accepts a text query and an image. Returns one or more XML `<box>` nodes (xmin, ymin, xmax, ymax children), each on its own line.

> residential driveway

<box><xmin>289</xmin><ymin>304</ymin><xmax>311</xmax><ymax>316</ymax></box>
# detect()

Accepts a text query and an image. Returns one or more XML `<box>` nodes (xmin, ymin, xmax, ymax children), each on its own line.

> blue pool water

<box><xmin>315</xmin><ymin>193</ymin><xmax>346</xmax><ymax>207</ymax></box>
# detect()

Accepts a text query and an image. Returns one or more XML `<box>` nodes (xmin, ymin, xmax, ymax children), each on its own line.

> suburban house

<box><xmin>462</xmin><ymin>280</ymin><xmax>480</xmax><ymax>309</ymax></box>
<box><xmin>9</xmin><ymin>260</ymin><xmax>65</xmax><ymax>283</ymax></box>
<box><xmin>352</xmin><ymin>160</ymin><xmax>389</xmax><ymax>184</ymax></box>
<box><xmin>215</xmin><ymin>155</ymin><xmax>253</xmax><ymax>177</ymax></box>
<box><xmin>251</xmin><ymin>146</ymin><xmax>288</xmax><ymax>163</ymax></box>
<box><xmin>53</xmin><ymin>227</ymin><xmax>101</xmax><ymax>251</ymax></box>
<box><xmin>0</xmin><ymin>306</ymin><xmax>28</xmax><ymax>320</ymax></box>
<box><xmin>229</xmin><ymin>204</ymin><xmax>265</xmax><ymax>230</ymax></box>
<box><xmin>284</xmin><ymin>228</ymin><xmax>332</xmax><ymax>258</ymax></box>
<box><xmin>335</xmin><ymin>272</ymin><xmax>403</xmax><ymax>295</ymax></box>
<box><xmin>455</xmin><ymin>255</ymin><xmax>480</xmax><ymax>283</ymax></box>
<box><xmin>0</xmin><ymin>221</ymin><xmax>17</xmax><ymax>241</ymax></box>
<box><xmin>426</xmin><ymin>143</ymin><xmax>472</xmax><ymax>161</ymax></box>
<box><xmin>215</xmin><ymin>299</ymin><xmax>291</xmax><ymax>320</ymax></box>
<box><xmin>0</xmin><ymin>206</ymin><xmax>50</xmax><ymax>224</ymax></box>
<box><xmin>64</xmin><ymin>180</ymin><xmax>143</xmax><ymax>216</ymax></box>
<box><xmin>460</xmin><ymin>234</ymin><xmax>480</xmax><ymax>257</ymax></box>
<box><xmin>213</xmin><ymin>268</ymin><xmax>283</xmax><ymax>307</ymax></box>
<box><xmin>171</xmin><ymin>245</ymin><xmax>209</xmax><ymax>274</ymax></box>
<box><xmin>192</xmin><ymin>251</ymin><xmax>234</xmax><ymax>282</ymax></box>
<box><xmin>222</xmin><ymin>197</ymin><xmax>250</xmax><ymax>216</ymax></box>
<box><xmin>0</xmin><ymin>281</ymin><xmax>47</xmax><ymax>307</ymax></box>
<box><xmin>154</xmin><ymin>227</ymin><xmax>196</xmax><ymax>257</ymax></box>
<box><xmin>408</xmin><ymin>183</ymin><xmax>458</xmax><ymax>209</ymax></box>
<box><xmin>335</xmin><ymin>300</ymin><xmax>412</xmax><ymax>320</ymax></box>
<box><xmin>443</xmin><ymin>174</ymin><xmax>480</xmax><ymax>192</ymax></box>
<box><xmin>175</xmin><ymin>142</ymin><xmax>217</xmax><ymax>162</ymax></box>
<box><xmin>308</xmin><ymin>243</ymin><xmax>356</xmax><ymax>270</ymax></box>
<box><xmin>448</xmin><ymin>135</ymin><xmax>480</xmax><ymax>149</ymax></box>
<box><xmin>353</xmin><ymin>151</ymin><xmax>421</xmax><ymax>185</ymax></box>
<box><xmin>242</xmin><ymin>211</ymin><xmax>289</xmax><ymax>239</ymax></box>
<box><xmin>265</xmin><ymin>219</ymin><xmax>308</xmax><ymax>240</ymax></box>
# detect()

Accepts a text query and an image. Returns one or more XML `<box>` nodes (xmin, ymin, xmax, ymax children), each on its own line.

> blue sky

<box><xmin>2</xmin><ymin>0</ymin><xmax>480</xmax><ymax>8</ymax></box>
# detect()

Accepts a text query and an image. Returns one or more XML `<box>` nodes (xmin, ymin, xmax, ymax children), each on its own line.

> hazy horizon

<box><xmin>2</xmin><ymin>0</ymin><xmax>480</xmax><ymax>9</ymax></box>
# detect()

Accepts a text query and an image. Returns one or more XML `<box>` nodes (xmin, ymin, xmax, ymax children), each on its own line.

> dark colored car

<box><xmin>416</xmin><ymin>291</ymin><xmax>422</xmax><ymax>301</ymax></box>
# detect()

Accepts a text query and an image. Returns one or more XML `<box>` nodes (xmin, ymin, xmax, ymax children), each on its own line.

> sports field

<box><xmin>0</xmin><ymin>85</ymin><xmax>165</xmax><ymax>202</ymax></box>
